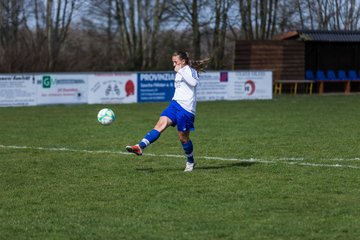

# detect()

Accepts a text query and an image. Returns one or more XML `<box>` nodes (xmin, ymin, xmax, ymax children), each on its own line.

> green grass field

<box><xmin>1</xmin><ymin>95</ymin><xmax>360</xmax><ymax>239</ymax></box>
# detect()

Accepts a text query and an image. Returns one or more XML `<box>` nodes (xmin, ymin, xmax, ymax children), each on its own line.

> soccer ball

<box><xmin>97</xmin><ymin>108</ymin><xmax>115</xmax><ymax>126</ymax></box>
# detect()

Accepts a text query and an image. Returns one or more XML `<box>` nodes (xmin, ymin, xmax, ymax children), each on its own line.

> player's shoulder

<box><xmin>184</xmin><ymin>65</ymin><xmax>199</xmax><ymax>79</ymax></box>
<box><xmin>184</xmin><ymin>65</ymin><xmax>195</xmax><ymax>71</ymax></box>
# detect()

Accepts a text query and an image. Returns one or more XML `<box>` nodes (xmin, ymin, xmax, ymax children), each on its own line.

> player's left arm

<box><xmin>177</xmin><ymin>67</ymin><xmax>199</xmax><ymax>87</ymax></box>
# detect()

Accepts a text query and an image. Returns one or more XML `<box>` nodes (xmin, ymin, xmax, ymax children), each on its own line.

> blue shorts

<box><xmin>161</xmin><ymin>100</ymin><xmax>195</xmax><ymax>132</ymax></box>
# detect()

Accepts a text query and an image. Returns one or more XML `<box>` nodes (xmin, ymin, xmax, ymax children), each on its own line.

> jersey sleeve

<box><xmin>178</xmin><ymin>66</ymin><xmax>199</xmax><ymax>87</ymax></box>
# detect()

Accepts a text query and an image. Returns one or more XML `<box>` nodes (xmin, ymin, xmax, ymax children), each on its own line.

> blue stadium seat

<box><xmin>338</xmin><ymin>70</ymin><xmax>348</xmax><ymax>80</ymax></box>
<box><xmin>327</xmin><ymin>70</ymin><xmax>337</xmax><ymax>80</ymax></box>
<box><xmin>305</xmin><ymin>70</ymin><xmax>315</xmax><ymax>80</ymax></box>
<box><xmin>316</xmin><ymin>70</ymin><xmax>326</xmax><ymax>80</ymax></box>
<box><xmin>348</xmin><ymin>70</ymin><xmax>358</xmax><ymax>80</ymax></box>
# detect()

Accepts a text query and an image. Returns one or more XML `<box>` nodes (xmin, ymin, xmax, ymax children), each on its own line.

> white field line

<box><xmin>328</xmin><ymin>157</ymin><xmax>360</xmax><ymax>161</ymax></box>
<box><xmin>1</xmin><ymin>144</ymin><xmax>360</xmax><ymax>170</ymax></box>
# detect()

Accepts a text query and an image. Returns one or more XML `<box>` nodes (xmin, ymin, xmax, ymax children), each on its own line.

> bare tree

<box><xmin>3</xmin><ymin>0</ymin><xmax>360</xmax><ymax>73</ymax></box>
<box><xmin>239</xmin><ymin>0</ymin><xmax>253</xmax><ymax>39</ymax></box>
<box><xmin>112</xmin><ymin>0</ymin><xmax>169</xmax><ymax>70</ymax></box>
<box><xmin>293</xmin><ymin>0</ymin><xmax>360</xmax><ymax>30</ymax></box>
<box><xmin>168</xmin><ymin>0</ymin><xmax>211</xmax><ymax>59</ymax></box>
<box><xmin>45</xmin><ymin>0</ymin><xmax>77</xmax><ymax>70</ymax></box>
<box><xmin>46</xmin><ymin>0</ymin><xmax>53</xmax><ymax>69</ymax></box>
<box><xmin>211</xmin><ymin>0</ymin><xmax>235</xmax><ymax>69</ymax></box>
<box><xmin>0</xmin><ymin>0</ymin><xmax>24</xmax><ymax>72</ymax></box>
<box><xmin>238</xmin><ymin>0</ymin><xmax>279</xmax><ymax>40</ymax></box>
<box><xmin>146</xmin><ymin>0</ymin><xmax>168</xmax><ymax>69</ymax></box>
<box><xmin>191</xmin><ymin>0</ymin><xmax>201</xmax><ymax>59</ymax></box>
<box><xmin>335</xmin><ymin>0</ymin><xmax>360</xmax><ymax>30</ymax></box>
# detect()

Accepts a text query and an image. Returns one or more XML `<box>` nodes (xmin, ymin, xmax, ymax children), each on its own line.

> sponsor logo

<box><xmin>245</xmin><ymin>80</ymin><xmax>256</xmax><ymax>95</ymax></box>
<box><xmin>125</xmin><ymin>80</ymin><xmax>135</xmax><ymax>96</ymax></box>
<box><xmin>139</xmin><ymin>73</ymin><xmax>175</xmax><ymax>81</ymax></box>
<box><xmin>105</xmin><ymin>84</ymin><xmax>120</xmax><ymax>96</ymax></box>
<box><xmin>42</xmin><ymin>76</ymin><xmax>54</xmax><ymax>88</ymax></box>
<box><xmin>220</xmin><ymin>72</ymin><xmax>228</xmax><ymax>82</ymax></box>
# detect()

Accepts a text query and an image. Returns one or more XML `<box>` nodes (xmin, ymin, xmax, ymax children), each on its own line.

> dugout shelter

<box><xmin>233</xmin><ymin>30</ymin><xmax>360</xmax><ymax>94</ymax></box>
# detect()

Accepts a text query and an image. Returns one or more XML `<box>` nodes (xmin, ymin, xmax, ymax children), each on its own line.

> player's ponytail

<box><xmin>190</xmin><ymin>58</ymin><xmax>210</xmax><ymax>73</ymax></box>
<box><xmin>173</xmin><ymin>50</ymin><xmax>209</xmax><ymax>73</ymax></box>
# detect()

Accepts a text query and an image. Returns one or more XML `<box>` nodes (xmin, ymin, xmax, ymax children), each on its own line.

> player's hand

<box><xmin>174</xmin><ymin>64</ymin><xmax>182</xmax><ymax>72</ymax></box>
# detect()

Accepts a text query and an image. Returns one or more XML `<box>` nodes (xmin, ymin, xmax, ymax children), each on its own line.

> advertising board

<box><xmin>36</xmin><ymin>74</ymin><xmax>88</xmax><ymax>105</ymax></box>
<box><xmin>88</xmin><ymin>73</ymin><xmax>137</xmax><ymax>104</ymax></box>
<box><xmin>0</xmin><ymin>75</ymin><xmax>37</xmax><ymax>107</ymax></box>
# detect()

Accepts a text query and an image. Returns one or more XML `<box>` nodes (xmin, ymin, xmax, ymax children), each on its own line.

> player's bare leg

<box><xmin>126</xmin><ymin>116</ymin><xmax>172</xmax><ymax>155</ymax></box>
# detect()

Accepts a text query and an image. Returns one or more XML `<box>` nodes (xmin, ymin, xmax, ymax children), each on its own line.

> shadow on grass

<box><xmin>198</xmin><ymin>161</ymin><xmax>257</xmax><ymax>170</ymax></box>
<box><xmin>135</xmin><ymin>161</ymin><xmax>257</xmax><ymax>172</ymax></box>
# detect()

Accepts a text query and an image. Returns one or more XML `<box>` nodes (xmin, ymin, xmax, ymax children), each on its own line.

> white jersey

<box><xmin>172</xmin><ymin>65</ymin><xmax>199</xmax><ymax>114</ymax></box>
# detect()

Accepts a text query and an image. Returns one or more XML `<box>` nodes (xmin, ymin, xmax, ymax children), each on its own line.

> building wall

<box><xmin>233</xmin><ymin>41</ymin><xmax>305</xmax><ymax>81</ymax></box>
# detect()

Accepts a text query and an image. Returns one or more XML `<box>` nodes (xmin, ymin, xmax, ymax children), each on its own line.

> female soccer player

<box><xmin>126</xmin><ymin>51</ymin><xmax>208</xmax><ymax>172</ymax></box>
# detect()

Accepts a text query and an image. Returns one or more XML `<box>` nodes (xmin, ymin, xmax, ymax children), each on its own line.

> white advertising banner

<box><xmin>88</xmin><ymin>73</ymin><xmax>137</xmax><ymax>104</ymax></box>
<box><xmin>197</xmin><ymin>71</ymin><xmax>272</xmax><ymax>101</ymax></box>
<box><xmin>36</xmin><ymin>74</ymin><xmax>88</xmax><ymax>105</ymax></box>
<box><xmin>197</xmin><ymin>72</ymin><xmax>228</xmax><ymax>101</ymax></box>
<box><xmin>0</xmin><ymin>70</ymin><xmax>272</xmax><ymax>107</ymax></box>
<box><xmin>227</xmin><ymin>71</ymin><xmax>272</xmax><ymax>100</ymax></box>
<box><xmin>0</xmin><ymin>75</ymin><xmax>36</xmax><ymax>107</ymax></box>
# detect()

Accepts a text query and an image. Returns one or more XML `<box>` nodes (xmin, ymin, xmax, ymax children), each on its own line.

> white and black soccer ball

<box><xmin>97</xmin><ymin>108</ymin><xmax>115</xmax><ymax>126</ymax></box>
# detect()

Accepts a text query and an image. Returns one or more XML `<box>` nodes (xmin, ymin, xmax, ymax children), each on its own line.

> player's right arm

<box><xmin>177</xmin><ymin>67</ymin><xmax>199</xmax><ymax>87</ymax></box>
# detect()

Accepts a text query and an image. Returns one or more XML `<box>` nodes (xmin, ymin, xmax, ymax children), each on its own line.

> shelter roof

<box><xmin>277</xmin><ymin>30</ymin><xmax>360</xmax><ymax>42</ymax></box>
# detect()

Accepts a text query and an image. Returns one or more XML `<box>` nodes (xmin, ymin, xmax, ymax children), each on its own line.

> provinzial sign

<box><xmin>137</xmin><ymin>72</ymin><xmax>175</xmax><ymax>102</ymax></box>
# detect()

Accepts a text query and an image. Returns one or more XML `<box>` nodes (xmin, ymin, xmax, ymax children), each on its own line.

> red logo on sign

<box><xmin>125</xmin><ymin>80</ymin><xmax>135</xmax><ymax>96</ymax></box>
<box><xmin>245</xmin><ymin>80</ymin><xmax>256</xmax><ymax>95</ymax></box>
